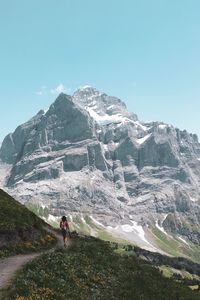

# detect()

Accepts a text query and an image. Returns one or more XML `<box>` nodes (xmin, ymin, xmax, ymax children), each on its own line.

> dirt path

<box><xmin>0</xmin><ymin>252</ymin><xmax>41</xmax><ymax>289</ymax></box>
<box><xmin>0</xmin><ymin>228</ymin><xmax>72</xmax><ymax>289</ymax></box>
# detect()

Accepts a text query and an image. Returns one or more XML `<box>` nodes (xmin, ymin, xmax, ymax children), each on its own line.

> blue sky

<box><xmin>0</xmin><ymin>0</ymin><xmax>200</xmax><ymax>141</ymax></box>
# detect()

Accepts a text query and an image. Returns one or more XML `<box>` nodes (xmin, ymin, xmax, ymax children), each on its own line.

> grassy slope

<box><xmin>150</xmin><ymin>226</ymin><xmax>200</xmax><ymax>263</ymax></box>
<box><xmin>0</xmin><ymin>189</ymin><xmax>56</xmax><ymax>258</ymax></box>
<box><xmin>26</xmin><ymin>205</ymin><xmax>128</xmax><ymax>244</ymax></box>
<box><xmin>2</xmin><ymin>235</ymin><xmax>200</xmax><ymax>300</ymax></box>
<box><xmin>66</xmin><ymin>215</ymin><xmax>200</xmax><ymax>263</ymax></box>
<box><xmin>26</xmin><ymin>203</ymin><xmax>200</xmax><ymax>263</ymax></box>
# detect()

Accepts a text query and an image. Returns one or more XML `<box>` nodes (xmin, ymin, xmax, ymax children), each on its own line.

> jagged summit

<box><xmin>73</xmin><ymin>85</ymin><xmax>101</xmax><ymax>103</ymax></box>
<box><xmin>74</xmin><ymin>84</ymin><xmax>99</xmax><ymax>94</ymax></box>
<box><xmin>73</xmin><ymin>85</ymin><xmax>138</xmax><ymax>125</ymax></box>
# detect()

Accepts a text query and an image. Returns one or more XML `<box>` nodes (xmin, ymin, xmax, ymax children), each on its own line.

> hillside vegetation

<box><xmin>2</xmin><ymin>235</ymin><xmax>200</xmax><ymax>300</ymax></box>
<box><xmin>0</xmin><ymin>189</ymin><xmax>56</xmax><ymax>258</ymax></box>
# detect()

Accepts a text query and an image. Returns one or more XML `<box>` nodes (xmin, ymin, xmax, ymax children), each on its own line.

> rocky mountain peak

<box><xmin>52</xmin><ymin>92</ymin><xmax>72</xmax><ymax>105</ymax></box>
<box><xmin>0</xmin><ymin>86</ymin><xmax>200</xmax><ymax>254</ymax></box>
<box><xmin>73</xmin><ymin>86</ymin><xmax>138</xmax><ymax>125</ymax></box>
<box><xmin>47</xmin><ymin>93</ymin><xmax>74</xmax><ymax>116</ymax></box>
<box><xmin>74</xmin><ymin>85</ymin><xmax>100</xmax><ymax>96</ymax></box>
<box><xmin>72</xmin><ymin>86</ymin><xmax>101</xmax><ymax>108</ymax></box>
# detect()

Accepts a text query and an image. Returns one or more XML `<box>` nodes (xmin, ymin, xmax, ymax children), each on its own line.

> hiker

<box><xmin>60</xmin><ymin>216</ymin><xmax>70</xmax><ymax>247</ymax></box>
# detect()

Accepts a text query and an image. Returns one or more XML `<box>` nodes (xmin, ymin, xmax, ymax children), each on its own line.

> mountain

<box><xmin>0</xmin><ymin>86</ymin><xmax>200</xmax><ymax>257</ymax></box>
<box><xmin>0</xmin><ymin>189</ymin><xmax>56</xmax><ymax>258</ymax></box>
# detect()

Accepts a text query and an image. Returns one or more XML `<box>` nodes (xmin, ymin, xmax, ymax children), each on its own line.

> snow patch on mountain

<box><xmin>79</xmin><ymin>85</ymin><xmax>93</xmax><ymax>90</ymax></box>
<box><xmin>155</xmin><ymin>214</ymin><xmax>171</xmax><ymax>237</ymax></box>
<box><xmin>134</xmin><ymin>121</ymin><xmax>148</xmax><ymax>131</ymax></box>
<box><xmin>159</xmin><ymin>124</ymin><xmax>168</xmax><ymax>130</ymax></box>
<box><xmin>178</xmin><ymin>236</ymin><xmax>189</xmax><ymax>245</ymax></box>
<box><xmin>87</xmin><ymin>107</ymin><xmax>132</xmax><ymax>126</ymax></box>
<box><xmin>190</xmin><ymin>197</ymin><xmax>198</xmax><ymax>202</ymax></box>
<box><xmin>130</xmin><ymin>221</ymin><xmax>150</xmax><ymax>245</ymax></box>
<box><xmin>121</xmin><ymin>224</ymin><xmax>134</xmax><ymax>232</ymax></box>
<box><xmin>135</xmin><ymin>133</ymin><xmax>152</xmax><ymax>145</ymax></box>
<box><xmin>48</xmin><ymin>214</ymin><xmax>58</xmax><ymax>223</ymax></box>
<box><xmin>90</xmin><ymin>216</ymin><xmax>104</xmax><ymax>227</ymax></box>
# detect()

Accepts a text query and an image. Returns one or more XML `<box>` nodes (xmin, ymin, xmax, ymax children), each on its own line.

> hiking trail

<box><xmin>0</xmin><ymin>227</ymin><xmax>71</xmax><ymax>289</ymax></box>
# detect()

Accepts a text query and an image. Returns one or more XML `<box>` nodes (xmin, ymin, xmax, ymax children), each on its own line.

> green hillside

<box><xmin>26</xmin><ymin>201</ymin><xmax>200</xmax><ymax>265</ymax></box>
<box><xmin>0</xmin><ymin>189</ymin><xmax>56</xmax><ymax>258</ymax></box>
<box><xmin>2</xmin><ymin>235</ymin><xmax>200</xmax><ymax>300</ymax></box>
<box><xmin>0</xmin><ymin>190</ymin><xmax>200</xmax><ymax>299</ymax></box>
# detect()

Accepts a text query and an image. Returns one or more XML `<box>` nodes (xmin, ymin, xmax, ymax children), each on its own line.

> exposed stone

<box><xmin>0</xmin><ymin>86</ymin><xmax>200</xmax><ymax>246</ymax></box>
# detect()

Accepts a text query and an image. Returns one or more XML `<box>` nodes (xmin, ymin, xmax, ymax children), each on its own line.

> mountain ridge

<box><xmin>0</xmin><ymin>86</ymin><xmax>200</xmax><ymax>256</ymax></box>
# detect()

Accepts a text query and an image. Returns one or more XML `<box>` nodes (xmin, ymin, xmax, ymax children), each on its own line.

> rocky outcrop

<box><xmin>0</xmin><ymin>94</ymin><xmax>95</xmax><ymax>165</ymax></box>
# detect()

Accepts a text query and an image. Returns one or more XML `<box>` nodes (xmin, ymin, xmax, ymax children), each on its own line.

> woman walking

<box><xmin>60</xmin><ymin>216</ymin><xmax>70</xmax><ymax>247</ymax></box>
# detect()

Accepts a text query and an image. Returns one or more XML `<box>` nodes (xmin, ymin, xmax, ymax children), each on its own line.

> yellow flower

<box><xmin>44</xmin><ymin>234</ymin><xmax>54</xmax><ymax>242</ymax></box>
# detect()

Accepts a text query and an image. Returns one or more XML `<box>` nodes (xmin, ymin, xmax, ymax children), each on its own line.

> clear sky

<box><xmin>0</xmin><ymin>0</ymin><xmax>200</xmax><ymax>142</ymax></box>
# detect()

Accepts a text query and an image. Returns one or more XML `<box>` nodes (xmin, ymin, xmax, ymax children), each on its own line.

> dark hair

<box><xmin>62</xmin><ymin>216</ymin><xmax>67</xmax><ymax>222</ymax></box>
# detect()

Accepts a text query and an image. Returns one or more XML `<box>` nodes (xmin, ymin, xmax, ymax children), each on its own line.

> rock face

<box><xmin>0</xmin><ymin>86</ymin><xmax>200</xmax><ymax>247</ymax></box>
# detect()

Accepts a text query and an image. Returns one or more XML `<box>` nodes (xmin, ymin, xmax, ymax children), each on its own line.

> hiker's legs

<box><xmin>62</xmin><ymin>229</ymin><xmax>67</xmax><ymax>246</ymax></box>
<box><xmin>64</xmin><ymin>231</ymin><xmax>70</xmax><ymax>246</ymax></box>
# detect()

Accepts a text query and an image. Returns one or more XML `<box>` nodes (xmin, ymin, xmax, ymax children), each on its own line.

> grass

<box><xmin>151</xmin><ymin>226</ymin><xmax>182</xmax><ymax>257</ymax></box>
<box><xmin>151</xmin><ymin>225</ymin><xmax>200</xmax><ymax>263</ymax></box>
<box><xmin>66</xmin><ymin>215</ymin><xmax>128</xmax><ymax>244</ymax></box>
<box><xmin>0</xmin><ymin>189</ymin><xmax>56</xmax><ymax>258</ymax></box>
<box><xmin>159</xmin><ymin>265</ymin><xmax>174</xmax><ymax>278</ymax></box>
<box><xmin>189</xmin><ymin>285</ymin><xmax>199</xmax><ymax>291</ymax></box>
<box><xmin>72</xmin><ymin>215</ymin><xmax>90</xmax><ymax>235</ymax></box>
<box><xmin>84</xmin><ymin>215</ymin><xmax>128</xmax><ymax>243</ymax></box>
<box><xmin>0</xmin><ymin>189</ymin><xmax>44</xmax><ymax>231</ymax></box>
<box><xmin>159</xmin><ymin>265</ymin><xmax>200</xmax><ymax>280</ymax></box>
<box><xmin>2</xmin><ymin>235</ymin><xmax>200</xmax><ymax>300</ymax></box>
<box><xmin>25</xmin><ymin>202</ymin><xmax>49</xmax><ymax>220</ymax></box>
